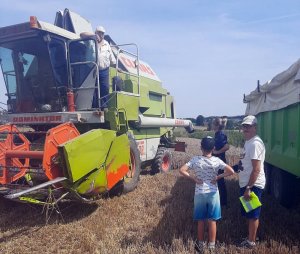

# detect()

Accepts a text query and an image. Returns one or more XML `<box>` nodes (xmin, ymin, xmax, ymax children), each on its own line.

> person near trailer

<box><xmin>212</xmin><ymin>117</ymin><xmax>229</xmax><ymax>207</ymax></box>
<box><xmin>179</xmin><ymin>136</ymin><xmax>234</xmax><ymax>253</ymax></box>
<box><xmin>238</xmin><ymin>115</ymin><xmax>266</xmax><ymax>249</ymax></box>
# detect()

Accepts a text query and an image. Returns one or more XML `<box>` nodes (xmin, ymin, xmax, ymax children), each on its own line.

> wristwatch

<box><xmin>246</xmin><ymin>185</ymin><xmax>251</xmax><ymax>190</ymax></box>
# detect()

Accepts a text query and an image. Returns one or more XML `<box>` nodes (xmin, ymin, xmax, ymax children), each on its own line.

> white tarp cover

<box><xmin>244</xmin><ymin>59</ymin><xmax>300</xmax><ymax>115</ymax></box>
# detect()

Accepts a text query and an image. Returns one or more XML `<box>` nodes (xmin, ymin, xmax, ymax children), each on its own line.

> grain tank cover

<box><xmin>55</xmin><ymin>8</ymin><xmax>160</xmax><ymax>82</ymax></box>
<box><xmin>244</xmin><ymin>59</ymin><xmax>300</xmax><ymax>115</ymax></box>
<box><xmin>54</xmin><ymin>8</ymin><xmax>93</xmax><ymax>34</ymax></box>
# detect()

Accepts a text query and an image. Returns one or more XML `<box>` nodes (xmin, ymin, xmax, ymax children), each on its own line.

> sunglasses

<box><xmin>242</xmin><ymin>124</ymin><xmax>253</xmax><ymax>129</ymax></box>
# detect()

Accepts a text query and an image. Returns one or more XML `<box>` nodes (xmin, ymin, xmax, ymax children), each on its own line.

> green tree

<box><xmin>226</xmin><ymin>119</ymin><xmax>234</xmax><ymax>130</ymax></box>
<box><xmin>185</xmin><ymin>118</ymin><xmax>196</xmax><ymax>124</ymax></box>
<box><xmin>196</xmin><ymin>115</ymin><xmax>205</xmax><ymax>126</ymax></box>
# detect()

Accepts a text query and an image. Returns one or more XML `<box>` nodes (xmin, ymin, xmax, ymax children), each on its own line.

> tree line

<box><xmin>186</xmin><ymin>115</ymin><xmax>244</xmax><ymax>130</ymax></box>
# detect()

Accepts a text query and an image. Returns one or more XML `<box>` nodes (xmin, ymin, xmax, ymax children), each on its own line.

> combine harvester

<box><xmin>0</xmin><ymin>9</ymin><xmax>193</xmax><ymax>206</ymax></box>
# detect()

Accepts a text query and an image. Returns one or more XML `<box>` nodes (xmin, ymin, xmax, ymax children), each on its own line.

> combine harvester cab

<box><xmin>0</xmin><ymin>9</ymin><xmax>193</xmax><ymax>205</ymax></box>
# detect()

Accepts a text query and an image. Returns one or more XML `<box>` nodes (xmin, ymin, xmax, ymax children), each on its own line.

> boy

<box><xmin>179</xmin><ymin>136</ymin><xmax>234</xmax><ymax>253</ymax></box>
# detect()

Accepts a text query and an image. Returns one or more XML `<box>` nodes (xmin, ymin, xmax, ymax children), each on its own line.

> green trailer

<box><xmin>244</xmin><ymin>60</ymin><xmax>300</xmax><ymax>207</ymax></box>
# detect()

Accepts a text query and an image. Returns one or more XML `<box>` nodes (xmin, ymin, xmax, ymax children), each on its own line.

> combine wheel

<box><xmin>151</xmin><ymin>147</ymin><xmax>172</xmax><ymax>174</ymax></box>
<box><xmin>123</xmin><ymin>135</ymin><xmax>141</xmax><ymax>193</ymax></box>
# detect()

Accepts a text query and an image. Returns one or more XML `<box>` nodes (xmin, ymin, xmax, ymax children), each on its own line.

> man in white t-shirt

<box><xmin>238</xmin><ymin>115</ymin><xmax>265</xmax><ymax>249</ymax></box>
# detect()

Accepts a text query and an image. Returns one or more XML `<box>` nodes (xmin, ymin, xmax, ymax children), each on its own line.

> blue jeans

<box><xmin>217</xmin><ymin>168</ymin><xmax>227</xmax><ymax>206</ymax></box>
<box><xmin>99</xmin><ymin>67</ymin><xmax>109</xmax><ymax>107</ymax></box>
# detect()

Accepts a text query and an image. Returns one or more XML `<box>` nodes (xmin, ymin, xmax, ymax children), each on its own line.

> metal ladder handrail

<box><xmin>111</xmin><ymin>43</ymin><xmax>140</xmax><ymax>96</ymax></box>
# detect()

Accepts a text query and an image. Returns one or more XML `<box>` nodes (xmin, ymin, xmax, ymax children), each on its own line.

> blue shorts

<box><xmin>240</xmin><ymin>186</ymin><xmax>263</xmax><ymax>219</ymax></box>
<box><xmin>193</xmin><ymin>192</ymin><xmax>221</xmax><ymax>221</ymax></box>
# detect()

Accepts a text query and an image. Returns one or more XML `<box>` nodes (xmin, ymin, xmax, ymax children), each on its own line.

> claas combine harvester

<box><xmin>0</xmin><ymin>9</ymin><xmax>193</xmax><ymax>206</ymax></box>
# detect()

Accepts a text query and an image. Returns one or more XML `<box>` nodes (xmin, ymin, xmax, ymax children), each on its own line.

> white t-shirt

<box><xmin>186</xmin><ymin>156</ymin><xmax>226</xmax><ymax>194</ymax></box>
<box><xmin>239</xmin><ymin>135</ymin><xmax>266</xmax><ymax>189</ymax></box>
<box><xmin>98</xmin><ymin>40</ymin><xmax>116</xmax><ymax>70</ymax></box>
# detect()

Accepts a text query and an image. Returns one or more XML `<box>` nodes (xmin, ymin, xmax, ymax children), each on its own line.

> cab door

<box><xmin>67</xmin><ymin>38</ymin><xmax>99</xmax><ymax>110</ymax></box>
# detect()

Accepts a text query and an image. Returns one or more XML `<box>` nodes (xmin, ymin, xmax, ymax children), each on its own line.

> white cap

<box><xmin>95</xmin><ymin>26</ymin><xmax>106</xmax><ymax>33</ymax></box>
<box><xmin>242</xmin><ymin>115</ymin><xmax>257</xmax><ymax>125</ymax></box>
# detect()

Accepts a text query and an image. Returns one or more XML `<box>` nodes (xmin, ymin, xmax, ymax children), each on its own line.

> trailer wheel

<box><xmin>151</xmin><ymin>147</ymin><xmax>172</xmax><ymax>174</ymax></box>
<box><xmin>264</xmin><ymin>162</ymin><xmax>272</xmax><ymax>194</ymax></box>
<box><xmin>123</xmin><ymin>136</ymin><xmax>141</xmax><ymax>193</ymax></box>
<box><xmin>271</xmin><ymin>167</ymin><xmax>295</xmax><ymax>208</ymax></box>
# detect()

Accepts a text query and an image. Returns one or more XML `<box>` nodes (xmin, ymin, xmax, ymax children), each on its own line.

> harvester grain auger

<box><xmin>0</xmin><ymin>8</ymin><xmax>194</xmax><ymax>206</ymax></box>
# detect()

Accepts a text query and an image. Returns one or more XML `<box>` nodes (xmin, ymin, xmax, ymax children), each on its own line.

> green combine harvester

<box><xmin>0</xmin><ymin>9</ymin><xmax>193</xmax><ymax>205</ymax></box>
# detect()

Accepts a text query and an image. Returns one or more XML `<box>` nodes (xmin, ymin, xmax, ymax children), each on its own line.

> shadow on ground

<box><xmin>0</xmin><ymin>197</ymin><xmax>98</xmax><ymax>232</ymax></box>
<box><xmin>143</xmin><ymin>175</ymin><xmax>300</xmax><ymax>250</ymax></box>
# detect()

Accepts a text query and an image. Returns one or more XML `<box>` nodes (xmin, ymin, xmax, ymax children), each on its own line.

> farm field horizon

<box><xmin>0</xmin><ymin>138</ymin><xmax>299</xmax><ymax>254</ymax></box>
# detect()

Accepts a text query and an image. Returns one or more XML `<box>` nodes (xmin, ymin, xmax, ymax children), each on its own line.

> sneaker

<box><xmin>208</xmin><ymin>244</ymin><xmax>215</xmax><ymax>254</ymax></box>
<box><xmin>195</xmin><ymin>240</ymin><xmax>206</xmax><ymax>253</ymax></box>
<box><xmin>216</xmin><ymin>242</ymin><xmax>225</xmax><ymax>249</ymax></box>
<box><xmin>239</xmin><ymin>239</ymin><xmax>256</xmax><ymax>249</ymax></box>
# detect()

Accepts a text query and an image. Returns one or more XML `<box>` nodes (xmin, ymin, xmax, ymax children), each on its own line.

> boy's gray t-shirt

<box><xmin>186</xmin><ymin>156</ymin><xmax>226</xmax><ymax>194</ymax></box>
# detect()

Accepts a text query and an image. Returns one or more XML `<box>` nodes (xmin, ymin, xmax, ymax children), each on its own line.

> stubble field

<box><xmin>0</xmin><ymin>138</ymin><xmax>299</xmax><ymax>254</ymax></box>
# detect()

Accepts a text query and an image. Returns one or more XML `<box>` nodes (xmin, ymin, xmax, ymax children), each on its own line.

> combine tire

<box><xmin>123</xmin><ymin>136</ymin><xmax>141</xmax><ymax>193</ymax></box>
<box><xmin>151</xmin><ymin>147</ymin><xmax>172</xmax><ymax>174</ymax></box>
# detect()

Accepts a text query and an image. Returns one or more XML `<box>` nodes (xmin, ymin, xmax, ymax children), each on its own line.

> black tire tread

<box><xmin>151</xmin><ymin>147</ymin><xmax>172</xmax><ymax>174</ymax></box>
<box><xmin>123</xmin><ymin>136</ymin><xmax>141</xmax><ymax>193</ymax></box>
<box><xmin>271</xmin><ymin>167</ymin><xmax>295</xmax><ymax>208</ymax></box>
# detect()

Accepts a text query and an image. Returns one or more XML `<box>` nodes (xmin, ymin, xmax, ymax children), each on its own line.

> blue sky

<box><xmin>1</xmin><ymin>0</ymin><xmax>300</xmax><ymax>118</ymax></box>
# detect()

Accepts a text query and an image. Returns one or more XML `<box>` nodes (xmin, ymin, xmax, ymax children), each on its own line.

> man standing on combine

<box><xmin>81</xmin><ymin>26</ymin><xmax>116</xmax><ymax>108</ymax></box>
<box><xmin>238</xmin><ymin>115</ymin><xmax>266</xmax><ymax>249</ymax></box>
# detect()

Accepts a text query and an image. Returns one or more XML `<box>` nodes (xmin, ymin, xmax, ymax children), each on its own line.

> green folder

<box><xmin>239</xmin><ymin>191</ymin><xmax>262</xmax><ymax>213</ymax></box>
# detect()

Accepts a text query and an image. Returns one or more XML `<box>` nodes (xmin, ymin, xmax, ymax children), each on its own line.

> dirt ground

<box><xmin>0</xmin><ymin>138</ymin><xmax>299</xmax><ymax>254</ymax></box>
